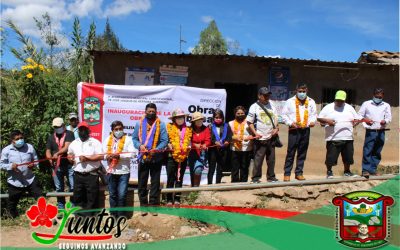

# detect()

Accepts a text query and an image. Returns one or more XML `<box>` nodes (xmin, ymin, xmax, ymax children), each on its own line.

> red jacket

<box><xmin>191</xmin><ymin>125</ymin><xmax>211</xmax><ymax>155</ymax></box>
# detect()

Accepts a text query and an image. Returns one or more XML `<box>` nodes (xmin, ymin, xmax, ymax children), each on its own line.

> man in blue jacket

<box><xmin>132</xmin><ymin>103</ymin><xmax>168</xmax><ymax>215</ymax></box>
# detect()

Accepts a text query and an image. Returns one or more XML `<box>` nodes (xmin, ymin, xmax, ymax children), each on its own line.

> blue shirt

<box><xmin>0</xmin><ymin>143</ymin><xmax>38</xmax><ymax>187</ymax></box>
<box><xmin>66</xmin><ymin>125</ymin><xmax>79</xmax><ymax>139</ymax></box>
<box><xmin>132</xmin><ymin>120</ymin><xmax>168</xmax><ymax>163</ymax></box>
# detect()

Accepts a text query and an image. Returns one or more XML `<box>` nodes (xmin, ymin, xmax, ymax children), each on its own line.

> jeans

<box><xmin>53</xmin><ymin>164</ymin><xmax>74</xmax><ymax>208</ymax></box>
<box><xmin>362</xmin><ymin>130</ymin><xmax>385</xmax><ymax>174</ymax></box>
<box><xmin>108</xmin><ymin>173</ymin><xmax>130</xmax><ymax>217</ymax></box>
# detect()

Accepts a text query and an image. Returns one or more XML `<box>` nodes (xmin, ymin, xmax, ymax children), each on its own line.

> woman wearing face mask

<box><xmin>166</xmin><ymin>108</ymin><xmax>192</xmax><ymax>205</ymax></box>
<box><xmin>208</xmin><ymin>109</ymin><xmax>232</xmax><ymax>184</ymax></box>
<box><xmin>188</xmin><ymin>112</ymin><xmax>211</xmax><ymax>187</ymax></box>
<box><xmin>229</xmin><ymin>106</ymin><xmax>253</xmax><ymax>183</ymax></box>
<box><xmin>102</xmin><ymin>120</ymin><xmax>136</xmax><ymax>218</ymax></box>
<box><xmin>0</xmin><ymin>130</ymin><xmax>41</xmax><ymax>218</ymax></box>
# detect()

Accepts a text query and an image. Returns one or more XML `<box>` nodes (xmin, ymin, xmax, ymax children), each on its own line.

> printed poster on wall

<box><xmin>125</xmin><ymin>67</ymin><xmax>155</xmax><ymax>85</ymax></box>
<box><xmin>159</xmin><ymin>65</ymin><xmax>188</xmax><ymax>85</ymax></box>
<box><xmin>77</xmin><ymin>82</ymin><xmax>226</xmax><ymax>185</ymax></box>
<box><xmin>269</xmin><ymin>66</ymin><xmax>290</xmax><ymax>101</ymax></box>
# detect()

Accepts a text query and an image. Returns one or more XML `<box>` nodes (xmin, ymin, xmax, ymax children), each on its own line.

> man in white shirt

<box><xmin>281</xmin><ymin>83</ymin><xmax>317</xmax><ymax>181</ymax></box>
<box><xmin>68</xmin><ymin>121</ymin><xmax>103</xmax><ymax>214</ymax></box>
<box><xmin>358</xmin><ymin>88</ymin><xmax>392</xmax><ymax>178</ymax></box>
<box><xmin>317</xmin><ymin>90</ymin><xmax>361</xmax><ymax>179</ymax></box>
<box><xmin>103</xmin><ymin>120</ymin><xmax>136</xmax><ymax>218</ymax></box>
<box><xmin>246</xmin><ymin>87</ymin><xmax>279</xmax><ymax>183</ymax></box>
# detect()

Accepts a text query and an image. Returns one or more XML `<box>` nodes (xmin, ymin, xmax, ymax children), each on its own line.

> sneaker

<box><xmin>344</xmin><ymin>171</ymin><xmax>358</xmax><ymax>177</ymax></box>
<box><xmin>362</xmin><ymin>172</ymin><xmax>370</xmax><ymax>179</ymax></box>
<box><xmin>250</xmin><ymin>179</ymin><xmax>261</xmax><ymax>184</ymax></box>
<box><xmin>267</xmin><ymin>177</ymin><xmax>279</xmax><ymax>182</ymax></box>
<box><xmin>327</xmin><ymin>171</ymin><xmax>334</xmax><ymax>179</ymax></box>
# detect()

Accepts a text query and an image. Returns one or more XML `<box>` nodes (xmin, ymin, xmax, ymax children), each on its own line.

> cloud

<box><xmin>103</xmin><ymin>0</ymin><xmax>151</xmax><ymax>17</ymax></box>
<box><xmin>1</xmin><ymin>0</ymin><xmax>152</xmax><ymax>40</ymax></box>
<box><xmin>201</xmin><ymin>15</ymin><xmax>214</xmax><ymax>23</ymax></box>
<box><xmin>68</xmin><ymin>0</ymin><xmax>103</xmax><ymax>17</ymax></box>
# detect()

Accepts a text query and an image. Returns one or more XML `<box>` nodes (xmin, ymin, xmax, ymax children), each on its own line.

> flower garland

<box><xmin>138</xmin><ymin>116</ymin><xmax>160</xmax><ymax>160</ymax></box>
<box><xmin>106</xmin><ymin>134</ymin><xmax>126</xmax><ymax>170</ymax></box>
<box><xmin>167</xmin><ymin>123</ymin><xmax>192</xmax><ymax>162</ymax></box>
<box><xmin>295</xmin><ymin>97</ymin><xmax>309</xmax><ymax>128</ymax></box>
<box><xmin>231</xmin><ymin>120</ymin><xmax>246</xmax><ymax>150</ymax></box>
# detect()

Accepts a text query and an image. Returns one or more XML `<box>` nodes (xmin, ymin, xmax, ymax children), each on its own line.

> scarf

<box><xmin>138</xmin><ymin>116</ymin><xmax>160</xmax><ymax>161</ymax></box>
<box><xmin>53</xmin><ymin>132</ymin><xmax>66</xmax><ymax>176</ymax></box>
<box><xmin>212</xmin><ymin>123</ymin><xmax>228</xmax><ymax>147</ymax></box>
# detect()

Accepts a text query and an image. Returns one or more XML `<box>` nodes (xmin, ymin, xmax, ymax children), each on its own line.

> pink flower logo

<box><xmin>26</xmin><ymin>197</ymin><xmax>58</xmax><ymax>228</ymax></box>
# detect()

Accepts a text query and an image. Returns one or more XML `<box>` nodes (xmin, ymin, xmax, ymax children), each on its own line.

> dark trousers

<box><xmin>252</xmin><ymin>139</ymin><xmax>275</xmax><ymax>181</ymax></box>
<box><xmin>283</xmin><ymin>128</ymin><xmax>310</xmax><ymax>176</ymax></box>
<box><xmin>362</xmin><ymin>130</ymin><xmax>385</xmax><ymax>174</ymax></box>
<box><xmin>108</xmin><ymin>173</ymin><xmax>130</xmax><ymax>217</ymax></box>
<box><xmin>138</xmin><ymin>162</ymin><xmax>162</xmax><ymax>206</ymax></box>
<box><xmin>73</xmin><ymin>172</ymin><xmax>99</xmax><ymax>214</ymax></box>
<box><xmin>7</xmin><ymin>178</ymin><xmax>42</xmax><ymax>218</ymax></box>
<box><xmin>208</xmin><ymin>147</ymin><xmax>229</xmax><ymax>184</ymax></box>
<box><xmin>231</xmin><ymin>151</ymin><xmax>251</xmax><ymax>182</ymax></box>
<box><xmin>166</xmin><ymin>157</ymin><xmax>187</xmax><ymax>203</ymax></box>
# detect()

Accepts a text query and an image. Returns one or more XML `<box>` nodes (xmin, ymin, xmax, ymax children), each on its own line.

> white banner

<box><xmin>77</xmin><ymin>83</ymin><xmax>226</xmax><ymax>185</ymax></box>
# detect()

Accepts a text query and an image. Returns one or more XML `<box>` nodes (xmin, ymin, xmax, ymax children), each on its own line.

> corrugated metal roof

<box><xmin>358</xmin><ymin>50</ymin><xmax>399</xmax><ymax>64</ymax></box>
<box><xmin>90</xmin><ymin>50</ymin><xmax>399</xmax><ymax>66</ymax></box>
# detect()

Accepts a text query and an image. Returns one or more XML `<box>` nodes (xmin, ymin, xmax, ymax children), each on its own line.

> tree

<box><xmin>192</xmin><ymin>20</ymin><xmax>227</xmax><ymax>55</ymax></box>
<box><xmin>247</xmin><ymin>48</ymin><xmax>257</xmax><ymax>57</ymax></box>
<box><xmin>94</xmin><ymin>18</ymin><xmax>125</xmax><ymax>51</ymax></box>
<box><xmin>227</xmin><ymin>39</ymin><xmax>243</xmax><ymax>55</ymax></box>
<box><xmin>34</xmin><ymin>12</ymin><xmax>61</xmax><ymax>68</ymax></box>
<box><xmin>68</xmin><ymin>17</ymin><xmax>96</xmax><ymax>83</ymax></box>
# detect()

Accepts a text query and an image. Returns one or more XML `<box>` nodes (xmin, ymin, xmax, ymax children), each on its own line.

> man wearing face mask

<box><xmin>132</xmin><ymin>103</ymin><xmax>168</xmax><ymax>215</ymax></box>
<box><xmin>358</xmin><ymin>88</ymin><xmax>392</xmax><ymax>178</ymax></box>
<box><xmin>68</xmin><ymin>122</ymin><xmax>103</xmax><ymax>214</ymax></box>
<box><xmin>247</xmin><ymin>87</ymin><xmax>279</xmax><ymax>183</ymax></box>
<box><xmin>103</xmin><ymin>120</ymin><xmax>136</xmax><ymax>218</ymax></box>
<box><xmin>281</xmin><ymin>84</ymin><xmax>317</xmax><ymax>181</ymax></box>
<box><xmin>166</xmin><ymin>108</ymin><xmax>192</xmax><ymax>205</ymax></box>
<box><xmin>46</xmin><ymin>117</ymin><xmax>75</xmax><ymax>209</ymax></box>
<box><xmin>0</xmin><ymin>130</ymin><xmax>41</xmax><ymax>218</ymax></box>
<box><xmin>318</xmin><ymin>90</ymin><xmax>362</xmax><ymax>179</ymax></box>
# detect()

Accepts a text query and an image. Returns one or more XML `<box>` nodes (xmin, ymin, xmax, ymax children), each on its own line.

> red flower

<box><xmin>26</xmin><ymin>197</ymin><xmax>58</xmax><ymax>228</ymax></box>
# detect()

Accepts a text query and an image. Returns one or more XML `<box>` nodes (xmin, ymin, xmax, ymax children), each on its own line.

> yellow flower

<box><xmin>26</xmin><ymin>73</ymin><xmax>33</xmax><ymax>79</ymax></box>
<box><xmin>26</xmin><ymin>58</ymin><xmax>34</xmax><ymax>63</ymax></box>
<box><xmin>21</xmin><ymin>65</ymin><xmax>28</xmax><ymax>70</ymax></box>
<box><xmin>33</xmin><ymin>63</ymin><xmax>38</xmax><ymax>68</ymax></box>
<box><xmin>38</xmin><ymin>65</ymin><xmax>45</xmax><ymax>71</ymax></box>
<box><xmin>26</xmin><ymin>65</ymin><xmax>34</xmax><ymax>70</ymax></box>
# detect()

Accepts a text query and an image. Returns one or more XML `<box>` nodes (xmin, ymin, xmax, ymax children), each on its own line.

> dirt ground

<box><xmin>1</xmin><ymin>178</ymin><xmax>391</xmax><ymax>248</ymax></box>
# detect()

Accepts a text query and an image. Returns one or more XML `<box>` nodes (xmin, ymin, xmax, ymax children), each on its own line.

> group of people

<box><xmin>0</xmin><ymin>85</ymin><xmax>392</xmax><ymax>218</ymax></box>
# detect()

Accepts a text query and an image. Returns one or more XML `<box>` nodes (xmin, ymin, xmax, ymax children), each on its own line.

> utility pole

<box><xmin>179</xmin><ymin>25</ymin><xmax>186</xmax><ymax>53</ymax></box>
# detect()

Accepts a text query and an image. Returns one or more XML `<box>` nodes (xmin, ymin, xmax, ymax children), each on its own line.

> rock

<box><xmin>178</xmin><ymin>225</ymin><xmax>199</xmax><ymax>236</ymax></box>
<box><xmin>135</xmin><ymin>228</ymin><xmax>142</xmax><ymax>234</ymax></box>
<box><xmin>170</xmin><ymin>236</ymin><xmax>175</xmax><ymax>239</ymax></box>
<box><xmin>269</xmin><ymin>188</ymin><xmax>285</xmax><ymax>197</ymax></box>
<box><xmin>120</xmin><ymin>228</ymin><xmax>135</xmax><ymax>240</ymax></box>
<box><xmin>368</xmin><ymin>216</ymin><xmax>380</xmax><ymax>225</ymax></box>
<box><xmin>284</xmin><ymin>188</ymin><xmax>309</xmax><ymax>199</ymax></box>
